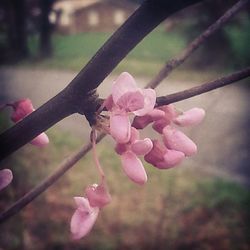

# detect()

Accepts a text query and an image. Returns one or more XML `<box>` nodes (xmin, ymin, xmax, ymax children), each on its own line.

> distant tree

<box><xmin>184</xmin><ymin>0</ymin><xmax>241</xmax><ymax>67</ymax></box>
<box><xmin>0</xmin><ymin>0</ymin><xmax>29</xmax><ymax>61</ymax></box>
<box><xmin>39</xmin><ymin>0</ymin><xmax>55</xmax><ymax>58</ymax></box>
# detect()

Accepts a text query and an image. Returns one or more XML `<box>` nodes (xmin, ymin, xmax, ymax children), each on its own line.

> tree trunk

<box><xmin>39</xmin><ymin>0</ymin><xmax>54</xmax><ymax>58</ymax></box>
<box><xmin>5</xmin><ymin>0</ymin><xmax>29</xmax><ymax>61</ymax></box>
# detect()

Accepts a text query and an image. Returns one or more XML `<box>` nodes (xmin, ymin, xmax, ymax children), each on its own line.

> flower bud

<box><xmin>174</xmin><ymin>108</ymin><xmax>205</xmax><ymax>126</ymax></box>
<box><xmin>85</xmin><ymin>183</ymin><xmax>112</xmax><ymax>208</ymax></box>
<box><xmin>163</xmin><ymin>126</ymin><xmax>197</xmax><ymax>156</ymax></box>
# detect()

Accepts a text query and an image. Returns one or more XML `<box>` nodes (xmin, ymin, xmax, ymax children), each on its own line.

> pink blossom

<box><xmin>132</xmin><ymin>109</ymin><xmax>165</xmax><ymax>129</ymax></box>
<box><xmin>132</xmin><ymin>104</ymin><xmax>176</xmax><ymax>133</ymax></box>
<box><xmin>9</xmin><ymin>99</ymin><xmax>49</xmax><ymax>147</ymax></box>
<box><xmin>173</xmin><ymin>108</ymin><xmax>205</xmax><ymax>126</ymax></box>
<box><xmin>85</xmin><ymin>182</ymin><xmax>112</xmax><ymax>208</ymax></box>
<box><xmin>29</xmin><ymin>133</ymin><xmax>49</xmax><ymax>147</ymax></box>
<box><xmin>0</xmin><ymin>169</ymin><xmax>13</xmax><ymax>191</ymax></box>
<box><xmin>115</xmin><ymin>127</ymin><xmax>152</xmax><ymax>185</ymax></box>
<box><xmin>121</xmin><ymin>151</ymin><xmax>147</xmax><ymax>185</ymax></box>
<box><xmin>110</xmin><ymin>113</ymin><xmax>131</xmax><ymax>144</ymax></box>
<box><xmin>107</xmin><ymin>72</ymin><xmax>156</xmax><ymax>143</ymax></box>
<box><xmin>152</xmin><ymin>104</ymin><xmax>177</xmax><ymax>133</ymax></box>
<box><xmin>70</xmin><ymin>197</ymin><xmax>99</xmax><ymax>240</ymax></box>
<box><xmin>10</xmin><ymin>99</ymin><xmax>34</xmax><ymax>122</ymax></box>
<box><xmin>163</xmin><ymin>126</ymin><xmax>197</xmax><ymax>156</ymax></box>
<box><xmin>144</xmin><ymin>140</ymin><xmax>184</xmax><ymax>169</ymax></box>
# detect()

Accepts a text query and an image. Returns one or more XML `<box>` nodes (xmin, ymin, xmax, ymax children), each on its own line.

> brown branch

<box><xmin>0</xmin><ymin>133</ymin><xmax>105</xmax><ymax>223</ymax></box>
<box><xmin>156</xmin><ymin>67</ymin><xmax>250</xmax><ymax>106</ymax></box>
<box><xmin>146</xmin><ymin>0</ymin><xmax>249</xmax><ymax>89</ymax></box>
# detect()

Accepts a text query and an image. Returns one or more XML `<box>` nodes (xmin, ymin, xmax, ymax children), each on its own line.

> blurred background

<box><xmin>0</xmin><ymin>0</ymin><xmax>250</xmax><ymax>249</ymax></box>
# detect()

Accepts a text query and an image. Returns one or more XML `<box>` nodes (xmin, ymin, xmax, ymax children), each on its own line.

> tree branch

<box><xmin>0</xmin><ymin>0</ymin><xmax>201</xmax><ymax>161</ymax></box>
<box><xmin>146</xmin><ymin>0</ymin><xmax>249</xmax><ymax>89</ymax></box>
<box><xmin>0</xmin><ymin>133</ymin><xmax>106</xmax><ymax>224</ymax></box>
<box><xmin>156</xmin><ymin>67</ymin><xmax>250</xmax><ymax>106</ymax></box>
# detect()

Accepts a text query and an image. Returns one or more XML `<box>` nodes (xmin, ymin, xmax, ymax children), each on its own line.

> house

<box><xmin>51</xmin><ymin>0</ymin><xmax>138</xmax><ymax>34</ymax></box>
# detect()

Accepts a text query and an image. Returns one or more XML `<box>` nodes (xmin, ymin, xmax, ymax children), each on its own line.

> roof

<box><xmin>53</xmin><ymin>0</ymin><xmax>101</xmax><ymax>13</ymax></box>
<box><xmin>53</xmin><ymin>0</ymin><xmax>137</xmax><ymax>14</ymax></box>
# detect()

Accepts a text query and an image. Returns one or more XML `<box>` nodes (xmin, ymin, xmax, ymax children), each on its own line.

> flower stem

<box><xmin>91</xmin><ymin>129</ymin><xmax>105</xmax><ymax>181</ymax></box>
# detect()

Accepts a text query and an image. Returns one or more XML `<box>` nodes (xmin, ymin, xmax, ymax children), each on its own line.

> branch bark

<box><xmin>156</xmin><ymin>67</ymin><xmax>250</xmax><ymax>106</ymax></box>
<box><xmin>146</xmin><ymin>0</ymin><xmax>249</xmax><ymax>89</ymax></box>
<box><xmin>0</xmin><ymin>0</ymin><xmax>201</xmax><ymax>161</ymax></box>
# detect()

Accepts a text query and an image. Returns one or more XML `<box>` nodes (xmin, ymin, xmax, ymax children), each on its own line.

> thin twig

<box><xmin>146</xmin><ymin>0</ymin><xmax>249</xmax><ymax>89</ymax></box>
<box><xmin>156</xmin><ymin>67</ymin><xmax>250</xmax><ymax>106</ymax></box>
<box><xmin>0</xmin><ymin>133</ymin><xmax>105</xmax><ymax>223</ymax></box>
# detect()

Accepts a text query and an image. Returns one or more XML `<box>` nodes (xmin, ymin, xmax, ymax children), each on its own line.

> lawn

<box><xmin>23</xmin><ymin>28</ymin><xmax>187</xmax><ymax>76</ymax></box>
<box><xmin>1</xmin><ymin>126</ymin><xmax>249</xmax><ymax>250</ymax></box>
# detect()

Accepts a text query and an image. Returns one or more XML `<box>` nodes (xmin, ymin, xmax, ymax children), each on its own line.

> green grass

<box><xmin>22</xmin><ymin>29</ymin><xmax>187</xmax><ymax>76</ymax></box>
<box><xmin>1</xmin><ymin>128</ymin><xmax>249</xmax><ymax>250</ymax></box>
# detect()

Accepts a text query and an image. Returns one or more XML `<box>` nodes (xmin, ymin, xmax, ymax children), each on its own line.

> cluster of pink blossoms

<box><xmin>106</xmin><ymin>72</ymin><xmax>205</xmax><ymax>184</ymax></box>
<box><xmin>70</xmin><ymin>72</ymin><xmax>205</xmax><ymax>239</ymax></box>
<box><xmin>0</xmin><ymin>99</ymin><xmax>49</xmax><ymax>191</ymax></box>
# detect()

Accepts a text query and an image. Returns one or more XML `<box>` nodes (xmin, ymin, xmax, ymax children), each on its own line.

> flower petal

<box><xmin>163</xmin><ymin>150</ymin><xmax>185</xmax><ymax>167</ymax></box>
<box><xmin>174</xmin><ymin>108</ymin><xmax>205</xmax><ymax>126</ymax></box>
<box><xmin>134</xmin><ymin>89</ymin><xmax>156</xmax><ymax>116</ymax></box>
<box><xmin>144</xmin><ymin>139</ymin><xmax>167</xmax><ymax>165</ymax></box>
<box><xmin>132</xmin><ymin>115</ymin><xmax>152</xmax><ymax>129</ymax></box>
<box><xmin>112</xmin><ymin>72</ymin><xmax>138</xmax><ymax>104</ymax></box>
<box><xmin>110</xmin><ymin>113</ymin><xmax>131</xmax><ymax>143</ymax></box>
<box><xmin>103</xmin><ymin>95</ymin><xmax>114</xmax><ymax>111</ymax></box>
<box><xmin>152</xmin><ymin>119</ymin><xmax>170</xmax><ymax>133</ymax></box>
<box><xmin>121</xmin><ymin>151</ymin><xmax>147</xmax><ymax>185</ymax></box>
<box><xmin>148</xmin><ymin>109</ymin><xmax>165</xmax><ymax>120</ymax></box>
<box><xmin>115</xmin><ymin>143</ymin><xmax>128</xmax><ymax>155</ymax></box>
<box><xmin>129</xmin><ymin>127</ymin><xmax>140</xmax><ymax>143</ymax></box>
<box><xmin>30</xmin><ymin>133</ymin><xmax>49</xmax><ymax>147</ymax></box>
<box><xmin>85</xmin><ymin>183</ymin><xmax>112</xmax><ymax>208</ymax></box>
<box><xmin>131</xmin><ymin>138</ymin><xmax>153</xmax><ymax>155</ymax></box>
<box><xmin>11</xmin><ymin>99</ymin><xmax>34</xmax><ymax>122</ymax></box>
<box><xmin>0</xmin><ymin>169</ymin><xmax>13</xmax><ymax>191</ymax></box>
<box><xmin>70</xmin><ymin>207</ymin><xmax>99</xmax><ymax>240</ymax></box>
<box><xmin>163</xmin><ymin>126</ymin><xmax>197</xmax><ymax>156</ymax></box>
<box><xmin>116</xmin><ymin>91</ymin><xmax>144</xmax><ymax>112</ymax></box>
<box><xmin>158</xmin><ymin>104</ymin><xmax>177</xmax><ymax>120</ymax></box>
<box><xmin>74</xmin><ymin>197</ymin><xmax>92</xmax><ymax>212</ymax></box>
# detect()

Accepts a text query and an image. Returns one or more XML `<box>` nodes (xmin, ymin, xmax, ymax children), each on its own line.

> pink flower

<box><xmin>107</xmin><ymin>72</ymin><xmax>156</xmax><ymax>143</ymax></box>
<box><xmin>70</xmin><ymin>197</ymin><xmax>99</xmax><ymax>240</ymax></box>
<box><xmin>115</xmin><ymin>127</ymin><xmax>152</xmax><ymax>185</ymax></box>
<box><xmin>132</xmin><ymin>109</ymin><xmax>165</xmax><ymax>129</ymax></box>
<box><xmin>163</xmin><ymin>126</ymin><xmax>197</xmax><ymax>156</ymax></box>
<box><xmin>10</xmin><ymin>99</ymin><xmax>34</xmax><ymax>123</ymax></box>
<box><xmin>152</xmin><ymin>105</ymin><xmax>177</xmax><ymax>133</ymax></box>
<box><xmin>0</xmin><ymin>169</ymin><xmax>13</xmax><ymax>191</ymax></box>
<box><xmin>85</xmin><ymin>182</ymin><xmax>112</xmax><ymax>208</ymax></box>
<box><xmin>144</xmin><ymin>140</ymin><xmax>184</xmax><ymax>169</ymax></box>
<box><xmin>9</xmin><ymin>99</ymin><xmax>49</xmax><ymax>147</ymax></box>
<box><xmin>173</xmin><ymin>108</ymin><xmax>205</xmax><ymax>126</ymax></box>
<box><xmin>132</xmin><ymin>104</ymin><xmax>176</xmax><ymax>133</ymax></box>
